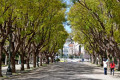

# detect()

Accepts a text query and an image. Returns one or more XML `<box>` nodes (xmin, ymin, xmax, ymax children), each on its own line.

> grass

<box><xmin>0</xmin><ymin>76</ymin><xmax>7</xmax><ymax>80</ymax></box>
<box><xmin>3</xmin><ymin>67</ymin><xmax>38</xmax><ymax>79</ymax></box>
<box><xmin>2</xmin><ymin>65</ymin><xmax>7</xmax><ymax>67</ymax></box>
<box><xmin>42</xmin><ymin>63</ymin><xmax>47</xmax><ymax>67</ymax></box>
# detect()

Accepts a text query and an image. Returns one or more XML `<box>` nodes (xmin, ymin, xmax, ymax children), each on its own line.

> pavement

<box><xmin>2</xmin><ymin>62</ymin><xmax>120</xmax><ymax>80</ymax></box>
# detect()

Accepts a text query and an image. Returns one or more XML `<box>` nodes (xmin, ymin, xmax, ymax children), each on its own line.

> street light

<box><xmin>6</xmin><ymin>29</ymin><xmax>12</xmax><ymax>75</ymax></box>
<box><xmin>37</xmin><ymin>56</ymin><xmax>39</xmax><ymax>67</ymax></box>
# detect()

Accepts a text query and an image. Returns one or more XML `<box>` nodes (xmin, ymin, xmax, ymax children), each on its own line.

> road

<box><xmin>4</xmin><ymin>62</ymin><xmax>120</xmax><ymax>80</ymax></box>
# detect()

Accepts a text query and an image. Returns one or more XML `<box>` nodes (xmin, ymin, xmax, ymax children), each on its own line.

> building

<box><xmin>73</xmin><ymin>42</ymin><xmax>81</xmax><ymax>56</ymax></box>
<box><xmin>63</xmin><ymin>38</ymin><xmax>90</xmax><ymax>59</ymax></box>
<box><xmin>80</xmin><ymin>45</ymin><xmax>90</xmax><ymax>59</ymax></box>
<box><xmin>63</xmin><ymin>39</ymin><xmax>69</xmax><ymax>56</ymax></box>
<box><xmin>68</xmin><ymin>43</ymin><xmax>74</xmax><ymax>55</ymax></box>
<box><xmin>68</xmin><ymin>42</ymin><xmax>90</xmax><ymax>59</ymax></box>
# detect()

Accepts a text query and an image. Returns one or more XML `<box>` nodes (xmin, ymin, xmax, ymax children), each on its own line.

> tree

<box><xmin>0</xmin><ymin>0</ymin><xmax>68</xmax><ymax>76</ymax></box>
<box><xmin>68</xmin><ymin>0</ymin><xmax>120</xmax><ymax>69</ymax></box>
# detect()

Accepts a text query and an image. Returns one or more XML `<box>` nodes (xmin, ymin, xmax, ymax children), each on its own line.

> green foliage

<box><xmin>68</xmin><ymin>0</ymin><xmax>120</xmax><ymax>58</ymax></box>
<box><xmin>0</xmin><ymin>0</ymin><xmax>70</xmax><ymax>76</ymax></box>
<box><xmin>55</xmin><ymin>58</ymin><xmax>60</xmax><ymax>62</ymax></box>
<box><xmin>0</xmin><ymin>17</ymin><xmax>4</xmax><ymax>24</ymax></box>
<box><xmin>69</xmin><ymin>55</ymin><xmax>74</xmax><ymax>59</ymax></box>
<box><xmin>1</xmin><ymin>0</ymin><xmax>68</xmax><ymax>63</ymax></box>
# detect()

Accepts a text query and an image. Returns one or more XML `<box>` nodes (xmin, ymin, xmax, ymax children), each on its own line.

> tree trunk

<box><xmin>26</xmin><ymin>57</ymin><xmax>30</xmax><ymax>69</ymax></box>
<box><xmin>107</xmin><ymin>55</ymin><xmax>110</xmax><ymax>69</ymax></box>
<box><xmin>0</xmin><ymin>43</ymin><xmax>3</xmax><ymax>77</ymax></box>
<box><xmin>117</xmin><ymin>58</ymin><xmax>120</xmax><ymax>71</ymax></box>
<box><xmin>90</xmin><ymin>54</ymin><xmax>92</xmax><ymax>63</ymax></box>
<box><xmin>112</xmin><ymin>56</ymin><xmax>115</xmax><ymax>62</ymax></box>
<box><xmin>95</xmin><ymin>54</ymin><xmax>98</xmax><ymax>65</ymax></box>
<box><xmin>30</xmin><ymin>55</ymin><xmax>32</xmax><ymax>64</ymax></box>
<box><xmin>5</xmin><ymin>55</ymin><xmax>8</xmax><ymax>65</ymax></box>
<box><xmin>92</xmin><ymin>54</ymin><xmax>95</xmax><ymax>64</ymax></box>
<box><xmin>98</xmin><ymin>55</ymin><xmax>100</xmax><ymax>65</ymax></box>
<box><xmin>20</xmin><ymin>54</ymin><xmax>24</xmax><ymax>71</ymax></box>
<box><xmin>100</xmin><ymin>55</ymin><xmax>103</xmax><ymax>67</ymax></box>
<box><xmin>40</xmin><ymin>54</ymin><xmax>42</xmax><ymax>66</ymax></box>
<box><xmin>37</xmin><ymin>56</ymin><xmax>39</xmax><ymax>67</ymax></box>
<box><xmin>51</xmin><ymin>56</ymin><xmax>54</xmax><ymax>63</ymax></box>
<box><xmin>92</xmin><ymin>54</ymin><xmax>94</xmax><ymax>63</ymax></box>
<box><xmin>18</xmin><ymin>56</ymin><xmax>21</xmax><ymax>64</ymax></box>
<box><xmin>46</xmin><ymin>56</ymin><xmax>49</xmax><ymax>64</ymax></box>
<box><xmin>33</xmin><ymin>53</ymin><xmax>36</xmax><ymax>68</ymax></box>
<box><xmin>11</xmin><ymin>57</ymin><xmax>16</xmax><ymax>73</ymax></box>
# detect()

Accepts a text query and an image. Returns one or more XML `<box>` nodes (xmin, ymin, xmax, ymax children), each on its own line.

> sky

<box><xmin>64</xmin><ymin>0</ymin><xmax>72</xmax><ymax>33</ymax></box>
<box><xmin>63</xmin><ymin>0</ymin><xmax>73</xmax><ymax>54</ymax></box>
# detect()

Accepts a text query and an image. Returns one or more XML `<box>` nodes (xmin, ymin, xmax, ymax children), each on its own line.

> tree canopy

<box><xmin>68</xmin><ymin>0</ymin><xmax>120</xmax><ymax>70</ymax></box>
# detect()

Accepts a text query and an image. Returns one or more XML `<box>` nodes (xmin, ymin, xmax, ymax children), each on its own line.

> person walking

<box><xmin>110</xmin><ymin>61</ymin><xmax>115</xmax><ymax>76</ymax></box>
<box><xmin>82</xmin><ymin>58</ymin><xmax>84</xmax><ymax>62</ymax></box>
<box><xmin>103</xmin><ymin>59</ymin><xmax>108</xmax><ymax>75</ymax></box>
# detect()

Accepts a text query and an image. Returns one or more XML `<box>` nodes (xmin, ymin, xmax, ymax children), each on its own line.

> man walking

<box><xmin>103</xmin><ymin>59</ymin><xmax>108</xmax><ymax>75</ymax></box>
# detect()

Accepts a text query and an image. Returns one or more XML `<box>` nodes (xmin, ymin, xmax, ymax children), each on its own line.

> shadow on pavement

<box><xmin>5</xmin><ymin>62</ymin><xmax>104</xmax><ymax>80</ymax></box>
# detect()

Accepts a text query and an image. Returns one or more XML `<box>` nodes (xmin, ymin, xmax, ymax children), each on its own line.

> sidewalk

<box><xmin>83</xmin><ymin>62</ymin><xmax>120</xmax><ymax>79</ymax></box>
<box><xmin>1</xmin><ymin>62</ymin><xmax>120</xmax><ymax>80</ymax></box>
<box><xmin>4</xmin><ymin>62</ymin><xmax>120</xmax><ymax>80</ymax></box>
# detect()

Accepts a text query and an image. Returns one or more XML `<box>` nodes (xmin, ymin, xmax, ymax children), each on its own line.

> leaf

<box><xmin>0</xmin><ymin>17</ymin><xmax>4</xmax><ymax>24</ymax></box>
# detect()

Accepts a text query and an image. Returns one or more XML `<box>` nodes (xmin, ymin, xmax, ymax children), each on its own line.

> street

<box><xmin>4</xmin><ymin>62</ymin><xmax>120</xmax><ymax>80</ymax></box>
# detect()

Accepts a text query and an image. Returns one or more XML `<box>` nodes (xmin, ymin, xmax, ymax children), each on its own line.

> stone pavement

<box><xmin>3</xmin><ymin>62</ymin><xmax>120</xmax><ymax>80</ymax></box>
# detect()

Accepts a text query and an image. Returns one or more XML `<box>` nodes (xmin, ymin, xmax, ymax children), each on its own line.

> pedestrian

<box><xmin>82</xmin><ymin>58</ymin><xmax>84</xmax><ymax>62</ymax></box>
<box><xmin>103</xmin><ymin>58</ymin><xmax>108</xmax><ymax>75</ymax></box>
<box><xmin>110</xmin><ymin>61</ymin><xmax>115</xmax><ymax>76</ymax></box>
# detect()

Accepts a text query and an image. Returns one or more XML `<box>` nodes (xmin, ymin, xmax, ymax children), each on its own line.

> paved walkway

<box><xmin>3</xmin><ymin>62</ymin><xmax>120</xmax><ymax>80</ymax></box>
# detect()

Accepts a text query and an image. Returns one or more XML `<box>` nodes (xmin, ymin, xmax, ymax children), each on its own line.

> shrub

<box><xmin>69</xmin><ymin>55</ymin><xmax>74</xmax><ymax>59</ymax></box>
<box><xmin>56</xmin><ymin>58</ymin><xmax>60</xmax><ymax>62</ymax></box>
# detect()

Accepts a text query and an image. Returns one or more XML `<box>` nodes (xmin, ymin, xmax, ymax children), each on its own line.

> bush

<box><xmin>55</xmin><ymin>58</ymin><xmax>60</xmax><ymax>62</ymax></box>
<box><xmin>69</xmin><ymin>55</ymin><xmax>74</xmax><ymax>59</ymax></box>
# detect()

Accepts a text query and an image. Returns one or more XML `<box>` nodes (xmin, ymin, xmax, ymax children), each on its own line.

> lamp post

<box><xmin>6</xmin><ymin>29</ymin><xmax>12</xmax><ymax>75</ymax></box>
<box><xmin>37</xmin><ymin>56</ymin><xmax>39</xmax><ymax>67</ymax></box>
<box><xmin>64</xmin><ymin>54</ymin><xmax>65</xmax><ymax>62</ymax></box>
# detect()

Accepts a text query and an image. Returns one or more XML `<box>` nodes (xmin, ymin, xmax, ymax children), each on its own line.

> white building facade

<box><xmin>63</xmin><ymin>38</ymin><xmax>90</xmax><ymax>59</ymax></box>
<box><xmin>68</xmin><ymin>42</ymin><xmax>90</xmax><ymax>59</ymax></box>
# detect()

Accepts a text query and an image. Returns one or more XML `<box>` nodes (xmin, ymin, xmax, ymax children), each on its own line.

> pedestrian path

<box><xmin>82</xmin><ymin>62</ymin><xmax>120</xmax><ymax>80</ymax></box>
<box><xmin>3</xmin><ymin>62</ymin><xmax>120</xmax><ymax>80</ymax></box>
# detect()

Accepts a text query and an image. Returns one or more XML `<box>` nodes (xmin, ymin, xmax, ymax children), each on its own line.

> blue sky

<box><xmin>64</xmin><ymin>0</ymin><xmax>72</xmax><ymax>33</ymax></box>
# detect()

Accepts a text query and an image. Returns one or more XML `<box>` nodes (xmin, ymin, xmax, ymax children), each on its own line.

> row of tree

<box><xmin>69</xmin><ymin>0</ymin><xmax>120</xmax><ymax>70</ymax></box>
<box><xmin>0</xmin><ymin>0</ymin><xmax>68</xmax><ymax>76</ymax></box>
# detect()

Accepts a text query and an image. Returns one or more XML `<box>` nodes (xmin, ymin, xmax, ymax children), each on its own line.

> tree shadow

<box><xmin>6</xmin><ymin>62</ymin><xmax>104</xmax><ymax>80</ymax></box>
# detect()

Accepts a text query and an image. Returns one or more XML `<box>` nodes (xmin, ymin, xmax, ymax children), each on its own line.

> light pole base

<box><xmin>6</xmin><ymin>67</ymin><xmax>12</xmax><ymax>75</ymax></box>
<box><xmin>6</xmin><ymin>72</ymin><xmax>12</xmax><ymax>75</ymax></box>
